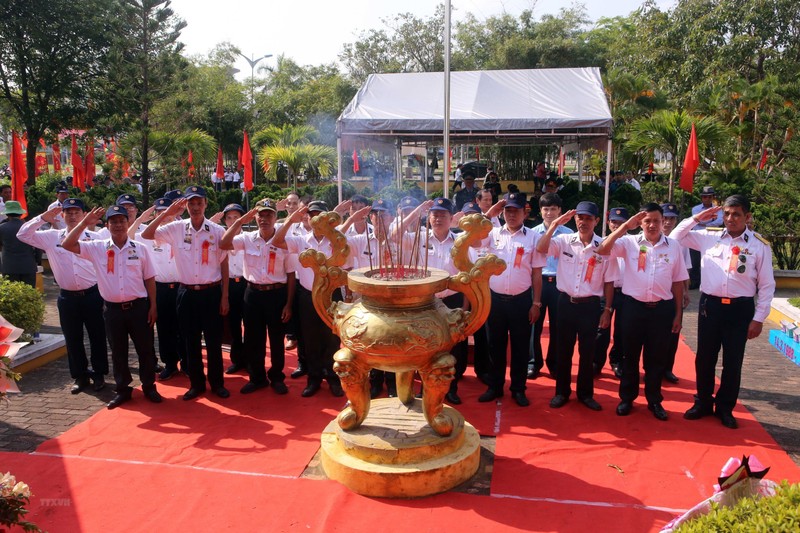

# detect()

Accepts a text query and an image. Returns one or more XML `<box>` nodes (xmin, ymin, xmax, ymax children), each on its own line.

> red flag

<box><xmin>35</xmin><ymin>153</ymin><xmax>48</xmax><ymax>176</ymax></box>
<box><xmin>122</xmin><ymin>159</ymin><xmax>130</xmax><ymax>178</ymax></box>
<box><xmin>242</xmin><ymin>131</ymin><xmax>253</xmax><ymax>192</ymax></box>
<box><xmin>237</xmin><ymin>146</ymin><xmax>243</xmax><ymax>171</ymax></box>
<box><xmin>84</xmin><ymin>139</ymin><xmax>95</xmax><ymax>187</ymax></box>
<box><xmin>52</xmin><ymin>142</ymin><xmax>61</xmax><ymax>172</ymax></box>
<box><xmin>679</xmin><ymin>123</ymin><xmax>699</xmax><ymax>193</ymax></box>
<box><xmin>39</xmin><ymin>138</ymin><xmax>47</xmax><ymax>149</ymax></box>
<box><xmin>758</xmin><ymin>149</ymin><xmax>768</xmax><ymax>171</ymax></box>
<box><xmin>648</xmin><ymin>161</ymin><xmax>654</xmax><ymax>174</ymax></box>
<box><xmin>9</xmin><ymin>132</ymin><xmax>28</xmax><ymax>217</ymax></box>
<box><xmin>71</xmin><ymin>135</ymin><xmax>86</xmax><ymax>192</ymax></box>
<box><xmin>188</xmin><ymin>150</ymin><xmax>195</xmax><ymax>178</ymax></box>
<box><xmin>352</xmin><ymin>149</ymin><xmax>360</xmax><ymax>173</ymax></box>
<box><xmin>216</xmin><ymin>145</ymin><xmax>225</xmax><ymax>179</ymax></box>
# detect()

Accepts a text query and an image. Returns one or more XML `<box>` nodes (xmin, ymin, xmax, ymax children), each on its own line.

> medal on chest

<box><xmin>638</xmin><ymin>245</ymin><xmax>647</xmax><ymax>272</ymax></box>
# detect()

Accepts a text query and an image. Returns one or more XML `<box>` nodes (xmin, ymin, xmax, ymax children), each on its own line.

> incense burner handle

<box><xmin>447</xmin><ymin>214</ymin><xmax>506</xmax><ymax>339</ymax></box>
<box><xmin>299</xmin><ymin>211</ymin><xmax>350</xmax><ymax>330</ymax></box>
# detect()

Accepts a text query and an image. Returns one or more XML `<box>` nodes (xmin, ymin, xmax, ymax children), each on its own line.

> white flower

<box><xmin>12</xmin><ymin>481</ymin><xmax>30</xmax><ymax>498</ymax></box>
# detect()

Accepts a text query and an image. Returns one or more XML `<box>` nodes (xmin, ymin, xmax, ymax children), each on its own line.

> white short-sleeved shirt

<box><xmin>671</xmin><ymin>218</ymin><xmax>775</xmax><ymax>322</ymax></box>
<box><xmin>548</xmin><ymin>233</ymin><xmax>618</xmax><ymax>298</ymax></box>
<box><xmin>485</xmin><ymin>225</ymin><xmax>546</xmax><ymax>296</ymax></box>
<box><xmin>232</xmin><ymin>230</ymin><xmax>291</xmax><ymax>284</ymax></box>
<box><xmin>424</xmin><ymin>230</ymin><xmax>459</xmax><ymax>298</ymax></box>
<box><xmin>609</xmin><ymin>233</ymin><xmax>689</xmax><ymax>302</ymax></box>
<box><xmin>135</xmin><ymin>229</ymin><xmax>178</xmax><ymax>283</ymax></box>
<box><xmin>17</xmin><ymin>215</ymin><xmax>100</xmax><ymax>290</ymax></box>
<box><xmin>153</xmin><ymin>219</ymin><xmax>226</xmax><ymax>285</ymax></box>
<box><xmin>228</xmin><ymin>249</ymin><xmax>245</xmax><ymax>278</ymax></box>
<box><xmin>78</xmin><ymin>238</ymin><xmax>155</xmax><ymax>302</ymax></box>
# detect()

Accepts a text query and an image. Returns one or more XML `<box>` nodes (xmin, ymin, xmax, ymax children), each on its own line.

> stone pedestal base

<box><xmin>320</xmin><ymin>398</ymin><xmax>480</xmax><ymax>498</ymax></box>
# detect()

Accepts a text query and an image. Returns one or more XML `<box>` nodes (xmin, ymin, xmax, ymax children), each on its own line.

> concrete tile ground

<box><xmin>2</xmin><ymin>275</ymin><xmax>798</xmax><ymax>468</ymax></box>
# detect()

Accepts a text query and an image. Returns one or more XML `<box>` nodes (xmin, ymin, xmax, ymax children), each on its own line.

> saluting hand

<box><xmin>334</xmin><ymin>200</ymin><xmax>352</xmax><ymax>216</ymax></box>
<box><xmin>41</xmin><ymin>206</ymin><xmax>63</xmax><ymax>225</ymax></box>
<box><xmin>625</xmin><ymin>211</ymin><xmax>648</xmax><ymax>231</ymax></box>
<box><xmin>350</xmin><ymin>205</ymin><xmax>371</xmax><ymax>222</ymax></box>
<box><xmin>209</xmin><ymin>211</ymin><xmax>224</xmax><ymax>224</ymax></box>
<box><xmin>83</xmin><ymin>207</ymin><xmax>105</xmax><ymax>227</ymax></box>
<box><xmin>240</xmin><ymin>207</ymin><xmax>259</xmax><ymax>225</ymax></box>
<box><xmin>276</xmin><ymin>198</ymin><xmax>289</xmax><ymax>212</ymax></box>
<box><xmin>164</xmin><ymin>198</ymin><xmax>188</xmax><ymax>217</ymax></box>
<box><xmin>288</xmin><ymin>205</ymin><xmax>308</xmax><ymax>224</ymax></box>
<box><xmin>140</xmin><ymin>206</ymin><xmax>157</xmax><ymax>222</ymax></box>
<box><xmin>693</xmin><ymin>206</ymin><xmax>722</xmax><ymax>223</ymax></box>
<box><xmin>554</xmin><ymin>209</ymin><xmax>576</xmax><ymax>227</ymax></box>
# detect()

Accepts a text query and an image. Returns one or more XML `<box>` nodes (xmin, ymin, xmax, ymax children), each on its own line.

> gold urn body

<box><xmin>300</xmin><ymin>212</ymin><xmax>506</xmax><ymax>438</ymax></box>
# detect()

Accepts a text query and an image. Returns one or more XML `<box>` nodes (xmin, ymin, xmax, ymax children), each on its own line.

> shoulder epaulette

<box><xmin>754</xmin><ymin>233</ymin><xmax>770</xmax><ymax>246</ymax></box>
<box><xmin>707</xmin><ymin>227</ymin><xmax>723</xmax><ymax>231</ymax></box>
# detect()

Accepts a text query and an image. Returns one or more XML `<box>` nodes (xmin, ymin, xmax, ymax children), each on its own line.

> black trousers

<box><xmin>487</xmin><ymin>290</ymin><xmax>532</xmax><ymax>393</ymax></box>
<box><xmin>619</xmin><ymin>296</ymin><xmax>675</xmax><ymax>404</ymax></box>
<box><xmin>594</xmin><ymin>288</ymin><xmax>624</xmax><ymax>370</ymax></box>
<box><xmin>530</xmin><ymin>275</ymin><xmax>560</xmax><ymax>374</ymax></box>
<box><xmin>665</xmin><ymin>331</ymin><xmax>680</xmax><ymax>374</ymax></box>
<box><xmin>472</xmin><ymin>321</ymin><xmax>491</xmax><ymax>378</ymax></box>
<box><xmin>296</xmin><ymin>285</ymin><xmax>340</xmax><ymax>386</ymax></box>
<box><xmin>5</xmin><ymin>272</ymin><xmax>36</xmax><ymax>288</ymax></box>
<box><xmin>442</xmin><ymin>293</ymin><xmax>468</xmax><ymax>392</ymax></box>
<box><xmin>226</xmin><ymin>278</ymin><xmax>246</xmax><ymax>367</ymax></box>
<box><xmin>695</xmin><ymin>293</ymin><xmax>755</xmax><ymax>414</ymax></box>
<box><xmin>155</xmin><ymin>282</ymin><xmax>184</xmax><ymax>370</ymax></box>
<box><xmin>689</xmin><ymin>249</ymin><xmax>701</xmax><ymax>288</ymax></box>
<box><xmin>58</xmin><ymin>285</ymin><xmax>108</xmax><ymax>380</ymax></box>
<box><xmin>103</xmin><ymin>298</ymin><xmax>156</xmax><ymax>394</ymax></box>
<box><xmin>176</xmin><ymin>284</ymin><xmax>224</xmax><ymax>391</ymax></box>
<box><xmin>243</xmin><ymin>285</ymin><xmax>288</xmax><ymax>384</ymax></box>
<box><xmin>555</xmin><ymin>294</ymin><xmax>602</xmax><ymax>400</ymax></box>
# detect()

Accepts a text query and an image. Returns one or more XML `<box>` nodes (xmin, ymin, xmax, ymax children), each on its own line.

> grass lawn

<box><xmin>789</xmin><ymin>297</ymin><xmax>800</xmax><ymax>309</ymax></box>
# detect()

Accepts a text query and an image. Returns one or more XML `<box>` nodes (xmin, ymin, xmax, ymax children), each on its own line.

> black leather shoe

<box><xmin>240</xmin><ymin>381</ymin><xmax>268</xmax><ymax>394</ymax></box>
<box><xmin>616</xmin><ymin>401</ymin><xmax>633</xmax><ymax>416</ymax></box>
<box><xmin>527</xmin><ymin>368</ymin><xmax>540</xmax><ymax>380</ymax></box>
<box><xmin>549</xmin><ymin>394</ymin><xmax>569</xmax><ymax>408</ymax></box>
<box><xmin>386</xmin><ymin>385</ymin><xmax>397</xmax><ymax>398</ymax></box>
<box><xmin>511</xmin><ymin>391</ymin><xmax>530</xmax><ymax>407</ymax></box>
<box><xmin>369</xmin><ymin>384</ymin><xmax>382</xmax><ymax>399</ymax></box>
<box><xmin>290</xmin><ymin>367</ymin><xmax>307</xmax><ymax>379</ymax></box>
<box><xmin>648</xmin><ymin>403</ymin><xmax>668</xmax><ymax>421</ymax></box>
<box><xmin>301</xmin><ymin>382</ymin><xmax>321</xmax><ymax>398</ymax></box>
<box><xmin>92</xmin><ymin>376</ymin><xmax>106</xmax><ymax>392</ymax></box>
<box><xmin>613</xmin><ymin>365</ymin><xmax>623</xmax><ymax>379</ymax></box>
<box><xmin>158</xmin><ymin>367</ymin><xmax>178</xmax><ymax>381</ymax></box>
<box><xmin>663</xmin><ymin>372</ymin><xmax>679</xmax><ymax>384</ymax></box>
<box><xmin>154</xmin><ymin>362</ymin><xmax>165</xmax><ymax>373</ymax></box>
<box><xmin>477</xmin><ymin>373</ymin><xmax>492</xmax><ymax>386</ymax></box>
<box><xmin>478</xmin><ymin>388</ymin><xmax>503</xmax><ymax>403</ymax></box>
<box><xmin>225</xmin><ymin>363</ymin><xmax>245</xmax><ymax>375</ymax></box>
<box><xmin>213</xmin><ymin>386</ymin><xmax>230</xmax><ymax>399</ymax></box>
<box><xmin>717</xmin><ymin>412</ymin><xmax>738</xmax><ymax>429</ymax></box>
<box><xmin>580</xmin><ymin>397</ymin><xmax>602</xmax><ymax>411</ymax></box>
<box><xmin>107</xmin><ymin>393</ymin><xmax>131</xmax><ymax>409</ymax></box>
<box><xmin>182</xmin><ymin>387</ymin><xmax>205</xmax><ymax>401</ymax></box>
<box><xmin>71</xmin><ymin>377</ymin><xmax>91</xmax><ymax>395</ymax></box>
<box><xmin>683</xmin><ymin>403</ymin><xmax>713</xmax><ymax>420</ymax></box>
<box><xmin>271</xmin><ymin>381</ymin><xmax>289</xmax><ymax>395</ymax></box>
<box><xmin>445</xmin><ymin>391</ymin><xmax>462</xmax><ymax>405</ymax></box>
<box><xmin>144</xmin><ymin>389</ymin><xmax>163</xmax><ymax>403</ymax></box>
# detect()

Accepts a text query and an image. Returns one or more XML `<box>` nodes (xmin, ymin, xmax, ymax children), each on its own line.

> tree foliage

<box><xmin>0</xmin><ymin>0</ymin><xmax>113</xmax><ymax>182</ymax></box>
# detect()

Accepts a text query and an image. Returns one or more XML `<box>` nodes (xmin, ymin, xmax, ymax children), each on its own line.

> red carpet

<box><xmin>4</xmin><ymin>335</ymin><xmax>800</xmax><ymax>532</ymax></box>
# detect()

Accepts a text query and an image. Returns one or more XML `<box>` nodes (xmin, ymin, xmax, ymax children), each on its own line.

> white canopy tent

<box><xmin>335</xmin><ymin>67</ymin><xmax>614</xmax><ymax>227</ymax></box>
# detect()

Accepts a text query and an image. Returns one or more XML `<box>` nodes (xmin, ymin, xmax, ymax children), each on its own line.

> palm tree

<box><xmin>626</xmin><ymin>110</ymin><xmax>727</xmax><ymax>200</ymax></box>
<box><xmin>255</xmin><ymin>124</ymin><xmax>336</xmax><ymax>190</ymax></box>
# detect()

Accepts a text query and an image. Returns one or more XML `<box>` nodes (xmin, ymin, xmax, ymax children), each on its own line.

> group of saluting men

<box><xmin>16</xmin><ymin>182</ymin><xmax>774</xmax><ymax>430</ymax></box>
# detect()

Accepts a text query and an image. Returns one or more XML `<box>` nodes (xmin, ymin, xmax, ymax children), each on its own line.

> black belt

<box><xmin>156</xmin><ymin>282</ymin><xmax>178</xmax><ymax>289</ymax></box>
<box><xmin>105</xmin><ymin>297</ymin><xmax>147</xmax><ymax>310</ymax></box>
<box><xmin>61</xmin><ymin>285</ymin><xmax>98</xmax><ymax>297</ymax></box>
<box><xmin>248</xmin><ymin>281</ymin><xmax>286</xmax><ymax>291</ymax></box>
<box><xmin>492</xmin><ymin>291</ymin><xmax>531</xmax><ymax>301</ymax></box>
<box><xmin>702</xmin><ymin>293</ymin><xmax>753</xmax><ymax>305</ymax></box>
<box><xmin>625</xmin><ymin>295</ymin><xmax>672</xmax><ymax>308</ymax></box>
<box><xmin>543</xmin><ymin>276</ymin><xmax>557</xmax><ymax>283</ymax></box>
<box><xmin>564</xmin><ymin>295</ymin><xmax>600</xmax><ymax>304</ymax></box>
<box><xmin>180</xmin><ymin>281</ymin><xmax>221</xmax><ymax>291</ymax></box>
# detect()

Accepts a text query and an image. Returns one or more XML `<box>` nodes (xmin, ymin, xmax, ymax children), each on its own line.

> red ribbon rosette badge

<box><xmin>107</xmin><ymin>249</ymin><xmax>115</xmax><ymax>274</ymax></box>
<box><xmin>729</xmin><ymin>245</ymin><xmax>740</xmax><ymax>273</ymax></box>
<box><xmin>584</xmin><ymin>255</ymin><xmax>596</xmax><ymax>282</ymax></box>
<box><xmin>638</xmin><ymin>245</ymin><xmax>647</xmax><ymax>272</ymax></box>
<box><xmin>201</xmin><ymin>240</ymin><xmax>210</xmax><ymax>265</ymax></box>
<box><xmin>268</xmin><ymin>250</ymin><xmax>276</xmax><ymax>275</ymax></box>
<box><xmin>514</xmin><ymin>246</ymin><xmax>524</xmax><ymax>268</ymax></box>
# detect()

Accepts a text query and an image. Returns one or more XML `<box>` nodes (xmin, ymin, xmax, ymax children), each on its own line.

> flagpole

<box><xmin>443</xmin><ymin>0</ymin><xmax>452</xmax><ymax>199</ymax></box>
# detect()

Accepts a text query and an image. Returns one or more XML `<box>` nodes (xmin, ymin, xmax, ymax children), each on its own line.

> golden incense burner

<box><xmin>299</xmin><ymin>212</ymin><xmax>505</xmax><ymax>438</ymax></box>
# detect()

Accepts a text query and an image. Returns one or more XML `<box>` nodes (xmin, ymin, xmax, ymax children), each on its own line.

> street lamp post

<box><xmin>238</xmin><ymin>52</ymin><xmax>272</xmax><ymax>106</ymax></box>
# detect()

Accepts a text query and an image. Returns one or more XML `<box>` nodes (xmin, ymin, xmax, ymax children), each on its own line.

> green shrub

<box><xmin>675</xmin><ymin>481</ymin><xmax>800</xmax><ymax>532</ymax></box>
<box><xmin>0</xmin><ymin>277</ymin><xmax>45</xmax><ymax>338</ymax></box>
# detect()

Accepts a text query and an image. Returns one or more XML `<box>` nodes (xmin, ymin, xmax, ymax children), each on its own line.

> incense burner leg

<box><xmin>395</xmin><ymin>371</ymin><xmax>415</xmax><ymax>405</ymax></box>
<box><xmin>419</xmin><ymin>353</ymin><xmax>456</xmax><ymax>437</ymax></box>
<box><xmin>333</xmin><ymin>348</ymin><xmax>371</xmax><ymax>431</ymax></box>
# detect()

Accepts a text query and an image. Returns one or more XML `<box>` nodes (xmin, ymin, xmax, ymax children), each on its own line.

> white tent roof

<box><xmin>337</xmin><ymin>67</ymin><xmax>612</xmax><ymax>144</ymax></box>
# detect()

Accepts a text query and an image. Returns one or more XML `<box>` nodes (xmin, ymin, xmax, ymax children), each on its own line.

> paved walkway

<box><xmin>2</xmin><ymin>275</ymin><xmax>799</xmax><ymax>467</ymax></box>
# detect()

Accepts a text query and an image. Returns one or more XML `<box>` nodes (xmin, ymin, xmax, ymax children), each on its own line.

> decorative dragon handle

<box><xmin>298</xmin><ymin>211</ymin><xmax>351</xmax><ymax>330</ymax></box>
<box><xmin>447</xmin><ymin>214</ymin><xmax>507</xmax><ymax>339</ymax></box>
